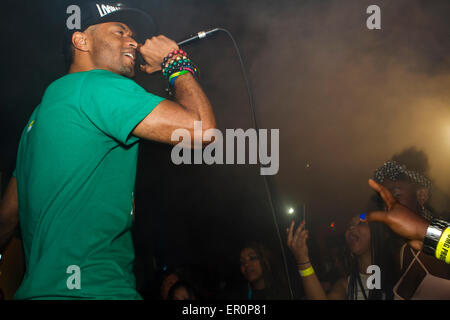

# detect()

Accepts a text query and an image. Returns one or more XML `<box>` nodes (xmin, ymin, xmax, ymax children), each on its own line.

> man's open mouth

<box><xmin>123</xmin><ymin>52</ymin><xmax>136</xmax><ymax>64</ymax></box>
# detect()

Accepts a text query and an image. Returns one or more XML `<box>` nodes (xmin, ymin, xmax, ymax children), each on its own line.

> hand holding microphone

<box><xmin>176</xmin><ymin>28</ymin><xmax>220</xmax><ymax>46</ymax></box>
<box><xmin>137</xmin><ymin>29</ymin><xmax>220</xmax><ymax>74</ymax></box>
<box><xmin>138</xmin><ymin>35</ymin><xmax>179</xmax><ymax>74</ymax></box>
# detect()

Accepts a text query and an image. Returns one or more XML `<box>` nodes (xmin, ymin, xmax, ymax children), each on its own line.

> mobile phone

<box><xmin>302</xmin><ymin>207</ymin><xmax>307</xmax><ymax>230</ymax></box>
<box><xmin>286</xmin><ymin>205</ymin><xmax>306</xmax><ymax>232</ymax></box>
<box><xmin>293</xmin><ymin>211</ymin><xmax>302</xmax><ymax>230</ymax></box>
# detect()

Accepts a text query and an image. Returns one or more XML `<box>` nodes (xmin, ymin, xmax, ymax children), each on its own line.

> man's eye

<box><xmin>116</xmin><ymin>31</ymin><xmax>124</xmax><ymax>35</ymax></box>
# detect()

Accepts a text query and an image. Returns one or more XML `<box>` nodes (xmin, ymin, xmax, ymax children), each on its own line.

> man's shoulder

<box><xmin>83</xmin><ymin>69</ymin><xmax>132</xmax><ymax>82</ymax></box>
<box><xmin>45</xmin><ymin>71</ymin><xmax>91</xmax><ymax>92</ymax></box>
<box><xmin>80</xmin><ymin>69</ymin><xmax>140</xmax><ymax>91</ymax></box>
<box><xmin>43</xmin><ymin>70</ymin><xmax>138</xmax><ymax>102</ymax></box>
<box><xmin>50</xmin><ymin>70</ymin><xmax>129</xmax><ymax>87</ymax></box>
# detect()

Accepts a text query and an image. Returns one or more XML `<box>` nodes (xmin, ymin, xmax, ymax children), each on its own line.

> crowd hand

<box><xmin>138</xmin><ymin>35</ymin><xmax>179</xmax><ymax>74</ymax></box>
<box><xmin>364</xmin><ymin>179</ymin><xmax>429</xmax><ymax>251</ymax></box>
<box><xmin>286</xmin><ymin>221</ymin><xmax>310</xmax><ymax>264</ymax></box>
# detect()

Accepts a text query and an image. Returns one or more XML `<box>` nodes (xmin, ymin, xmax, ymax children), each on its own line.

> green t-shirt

<box><xmin>13</xmin><ymin>69</ymin><xmax>165</xmax><ymax>299</ymax></box>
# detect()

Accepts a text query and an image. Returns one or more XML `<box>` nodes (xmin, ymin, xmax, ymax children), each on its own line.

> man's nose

<box><xmin>127</xmin><ymin>37</ymin><xmax>138</xmax><ymax>48</ymax></box>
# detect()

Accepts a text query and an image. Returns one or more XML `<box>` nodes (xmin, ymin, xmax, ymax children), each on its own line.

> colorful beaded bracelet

<box><xmin>161</xmin><ymin>49</ymin><xmax>198</xmax><ymax>82</ymax></box>
<box><xmin>162</xmin><ymin>58</ymin><xmax>195</xmax><ymax>78</ymax></box>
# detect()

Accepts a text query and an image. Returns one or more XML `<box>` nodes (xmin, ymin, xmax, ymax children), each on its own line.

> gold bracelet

<box><xmin>299</xmin><ymin>266</ymin><xmax>315</xmax><ymax>277</ymax></box>
<box><xmin>435</xmin><ymin>227</ymin><xmax>450</xmax><ymax>264</ymax></box>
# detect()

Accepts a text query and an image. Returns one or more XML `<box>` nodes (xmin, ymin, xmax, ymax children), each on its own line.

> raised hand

<box><xmin>363</xmin><ymin>179</ymin><xmax>429</xmax><ymax>250</ymax></box>
<box><xmin>286</xmin><ymin>220</ymin><xmax>310</xmax><ymax>264</ymax></box>
<box><xmin>138</xmin><ymin>35</ymin><xmax>179</xmax><ymax>74</ymax></box>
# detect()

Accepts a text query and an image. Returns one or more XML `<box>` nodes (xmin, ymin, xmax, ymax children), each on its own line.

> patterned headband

<box><xmin>373</xmin><ymin>160</ymin><xmax>432</xmax><ymax>190</ymax></box>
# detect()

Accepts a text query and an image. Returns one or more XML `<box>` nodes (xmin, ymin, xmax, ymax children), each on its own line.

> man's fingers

<box><xmin>139</xmin><ymin>64</ymin><xmax>148</xmax><ymax>73</ymax></box>
<box><xmin>140</xmin><ymin>64</ymin><xmax>152</xmax><ymax>73</ymax></box>
<box><xmin>368</xmin><ymin>179</ymin><xmax>397</xmax><ymax>209</ymax></box>
<box><xmin>408</xmin><ymin>240</ymin><xmax>423</xmax><ymax>251</ymax></box>
<box><xmin>361</xmin><ymin>210</ymin><xmax>387</xmax><ymax>223</ymax></box>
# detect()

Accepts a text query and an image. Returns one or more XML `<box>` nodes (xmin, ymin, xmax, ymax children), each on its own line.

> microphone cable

<box><xmin>179</xmin><ymin>27</ymin><xmax>295</xmax><ymax>300</ymax></box>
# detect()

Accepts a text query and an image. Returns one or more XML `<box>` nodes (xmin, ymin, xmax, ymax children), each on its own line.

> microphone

<box><xmin>177</xmin><ymin>28</ymin><xmax>220</xmax><ymax>46</ymax></box>
<box><xmin>136</xmin><ymin>28</ymin><xmax>220</xmax><ymax>70</ymax></box>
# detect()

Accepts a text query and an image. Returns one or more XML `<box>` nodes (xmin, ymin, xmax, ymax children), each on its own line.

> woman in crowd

<box><xmin>287</xmin><ymin>216</ymin><xmax>396</xmax><ymax>300</ymax></box>
<box><xmin>167</xmin><ymin>280</ymin><xmax>198</xmax><ymax>300</ymax></box>
<box><xmin>239</xmin><ymin>242</ymin><xmax>290</xmax><ymax>300</ymax></box>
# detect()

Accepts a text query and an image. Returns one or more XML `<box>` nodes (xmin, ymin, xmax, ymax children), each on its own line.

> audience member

<box><xmin>167</xmin><ymin>280</ymin><xmax>197</xmax><ymax>300</ymax></box>
<box><xmin>287</xmin><ymin>215</ymin><xmax>396</xmax><ymax>300</ymax></box>
<box><xmin>370</xmin><ymin>149</ymin><xmax>450</xmax><ymax>299</ymax></box>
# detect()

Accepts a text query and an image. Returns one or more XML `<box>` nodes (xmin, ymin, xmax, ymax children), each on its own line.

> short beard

<box><xmin>119</xmin><ymin>65</ymin><xmax>135</xmax><ymax>78</ymax></box>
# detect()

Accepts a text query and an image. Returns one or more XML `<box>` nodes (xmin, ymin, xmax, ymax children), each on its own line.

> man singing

<box><xmin>0</xmin><ymin>1</ymin><xmax>216</xmax><ymax>299</ymax></box>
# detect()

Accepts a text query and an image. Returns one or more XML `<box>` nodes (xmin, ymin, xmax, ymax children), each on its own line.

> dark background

<box><xmin>1</xmin><ymin>0</ymin><xmax>450</xmax><ymax>298</ymax></box>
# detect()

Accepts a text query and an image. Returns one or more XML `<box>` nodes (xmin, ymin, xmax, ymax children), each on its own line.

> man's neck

<box><xmin>68</xmin><ymin>61</ymin><xmax>97</xmax><ymax>74</ymax></box>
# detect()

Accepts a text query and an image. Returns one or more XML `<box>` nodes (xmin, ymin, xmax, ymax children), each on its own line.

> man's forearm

<box><xmin>173</xmin><ymin>73</ymin><xmax>216</xmax><ymax>130</ymax></box>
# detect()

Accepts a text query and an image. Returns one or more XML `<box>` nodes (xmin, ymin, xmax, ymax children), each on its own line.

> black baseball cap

<box><xmin>65</xmin><ymin>1</ymin><xmax>157</xmax><ymax>44</ymax></box>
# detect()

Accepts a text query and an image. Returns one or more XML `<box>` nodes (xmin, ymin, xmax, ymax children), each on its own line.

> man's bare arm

<box><xmin>132</xmin><ymin>35</ymin><xmax>216</xmax><ymax>145</ymax></box>
<box><xmin>132</xmin><ymin>73</ymin><xmax>216</xmax><ymax>145</ymax></box>
<box><xmin>0</xmin><ymin>177</ymin><xmax>19</xmax><ymax>252</ymax></box>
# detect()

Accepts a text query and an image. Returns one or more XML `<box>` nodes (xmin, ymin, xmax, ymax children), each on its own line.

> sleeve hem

<box><xmin>121</xmin><ymin>97</ymin><xmax>166</xmax><ymax>145</ymax></box>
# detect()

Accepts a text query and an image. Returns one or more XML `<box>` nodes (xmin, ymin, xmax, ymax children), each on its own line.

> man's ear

<box><xmin>416</xmin><ymin>187</ymin><xmax>429</xmax><ymax>206</ymax></box>
<box><xmin>72</xmin><ymin>31</ymin><xmax>89</xmax><ymax>52</ymax></box>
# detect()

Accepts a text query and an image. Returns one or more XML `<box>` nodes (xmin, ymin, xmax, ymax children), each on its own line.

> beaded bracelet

<box><xmin>162</xmin><ymin>55</ymin><xmax>187</xmax><ymax>76</ymax></box>
<box><xmin>161</xmin><ymin>49</ymin><xmax>198</xmax><ymax>82</ymax></box>
<box><xmin>162</xmin><ymin>49</ymin><xmax>187</xmax><ymax>66</ymax></box>
<box><xmin>163</xmin><ymin>59</ymin><xmax>198</xmax><ymax>81</ymax></box>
